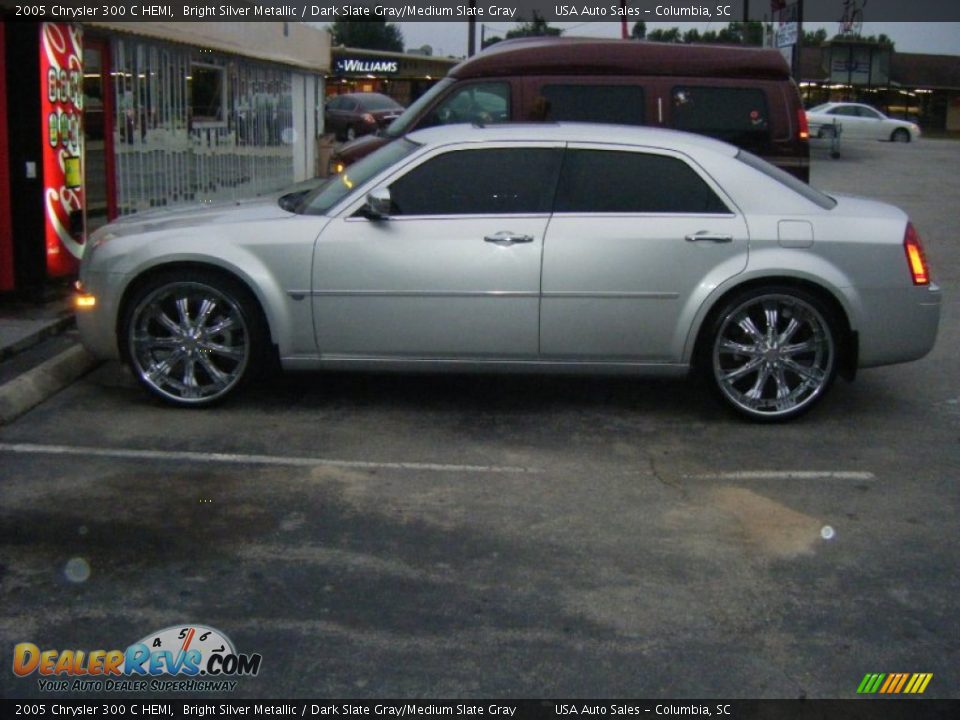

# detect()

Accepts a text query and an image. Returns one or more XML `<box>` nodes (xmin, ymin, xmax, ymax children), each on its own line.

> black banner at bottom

<box><xmin>3</xmin><ymin>700</ymin><xmax>959</xmax><ymax>720</ymax></box>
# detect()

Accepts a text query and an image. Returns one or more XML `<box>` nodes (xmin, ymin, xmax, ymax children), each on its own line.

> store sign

<box><xmin>40</xmin><ymin>22</ymin><xmax>84</xmax><ymax>277</ymax></box>
<box><xmin>774</xmin><ymin>3</ymin><xmax>799</xmax><ymax>48</ymax></box>
<box><xmin>334</xmin><ymin>58</ymin><xmax>399</xmax><ymax>75</ymax></box>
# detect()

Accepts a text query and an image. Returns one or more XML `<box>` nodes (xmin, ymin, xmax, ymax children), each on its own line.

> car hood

<box><xmin>92</xmin><ymin>196</ymin><xmax>294</xmax><ymax>241</ymax></box>
<box><xmin>333</xmin><ymin>132</ymin><xmax>391</xmax><ymax>163</ymax></box>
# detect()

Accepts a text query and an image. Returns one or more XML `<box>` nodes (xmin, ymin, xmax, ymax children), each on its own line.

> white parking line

<box><xmin>682</xmin><ymin>470</ymin><xmax>876</xmax><ymax>481</ymax></box>
<box><xmin>0</xmin><ymin>442</ymin><xmax>542</xmax><ymax>475</ymax></box>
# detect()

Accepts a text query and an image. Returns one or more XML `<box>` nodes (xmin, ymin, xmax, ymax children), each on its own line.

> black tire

<box><xmin>701</xmin><ymin>286</ymin><xmax>840</xmax><ymax>422</ymax></box>
<box><xmin>121</xmin><ymin>269</ymin><xmax>268</xmax><ymax>407</ymax></box>
<box><xmin>891</xmin><ymin>128</ymin><xmax>911</xmax><ymax>143</ymax></box>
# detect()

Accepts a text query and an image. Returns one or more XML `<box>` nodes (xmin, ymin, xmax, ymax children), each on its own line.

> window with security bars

<box><xmin>110</xmin><ymin>38</ymin><xmax>296</xmax><ymax>215</ymax></box>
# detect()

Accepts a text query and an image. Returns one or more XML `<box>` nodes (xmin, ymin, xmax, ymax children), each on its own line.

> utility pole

<box><xmin>794</xmin><ymin>0</ymin><xmax>804</xmax><ymax>80</ymax></box>
<box><xmin>468</xmin><ymin>1</ymin><xmax>477</xmax><ymax>56</ymax></box>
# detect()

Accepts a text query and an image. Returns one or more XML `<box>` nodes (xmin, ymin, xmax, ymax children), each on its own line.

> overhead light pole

<box><xmin>468</xmin><ymin>1</ymin><xmax>477</xmax><ymax>56</ymax></box>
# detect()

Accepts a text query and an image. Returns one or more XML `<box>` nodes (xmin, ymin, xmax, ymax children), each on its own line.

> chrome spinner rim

<box><xmin>129</xmin><ymin>282</ymin><xmax>250</xmax><ymax>404</ymax></box>
<box><xmin>713</xmin><ymin>294</ymin><xmax>834</xmax><ymax>418</ymax></box>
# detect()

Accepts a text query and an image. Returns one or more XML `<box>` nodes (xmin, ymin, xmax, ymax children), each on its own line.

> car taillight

<box><xmin>797</xmin><ymin>108</ymin><xmax>809</xmax><ymax>141</ymax></box>
<box><xmin>904</xmin><ymin>223</ymin><xmax>930</xmax><ymax>286</ymax></box>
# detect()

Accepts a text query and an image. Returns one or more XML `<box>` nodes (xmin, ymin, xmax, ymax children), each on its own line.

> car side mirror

<box><xmin>362</xmin><ymin>187</ymin><xmax>393</xmax><ymax>220</ymax></box>
<box><xmin>363</xmin><ymin>187</ymin><xmax>393</xmax><ymax>220</ymax></box>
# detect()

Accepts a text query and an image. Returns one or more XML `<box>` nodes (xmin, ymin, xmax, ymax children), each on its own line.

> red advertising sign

<box><xmin>40</xmin><ymin>22</ymin><xmax>84</xmax><ymax>277</ymax></box>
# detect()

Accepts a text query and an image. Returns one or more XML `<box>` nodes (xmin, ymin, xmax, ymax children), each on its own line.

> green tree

<box><xmin>649</xmin><ymin>21</ymin><xmax>765</xmax><ymax>47</ymax></box>
<box><xmin>505</xmin><ymin>12</ymin><xmax>562</xmax><ymax>40</ymax></box>
<box><xmin>647</xmin><ymin>27</ymin><xmax>681</xmax><ymax>43</ymax></box>
<box><xmin>829</xmin><ymin>33</ymin><xmax>895</xmax><ymax>50</ymax></box>
<box><xmin>803</xmin><ymin>28</ymin><xmax>829</xmax><ymax>46</ymax></box>
<box><xmin>330</xmin><ymin>21</ymin><xmax>404</xmax><ymax>52</ymax></box>
<box><xmin>631</xmin><ymin>21</ymin><xmax>646</xmax><ymax>40</ymax></box>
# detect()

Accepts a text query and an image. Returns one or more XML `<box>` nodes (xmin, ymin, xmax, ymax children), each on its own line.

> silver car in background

<box><xmin>75</xmin><ymin>124</ymin><xmax>940</xmax><ymax>421</ymax></box>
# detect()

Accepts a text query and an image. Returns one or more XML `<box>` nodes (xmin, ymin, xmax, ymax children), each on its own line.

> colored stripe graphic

<box><xmin>857</xmin><ymin>673</ymin><xmax>885</xmax><ymax>694</ymax></box>
<box><xmin>858</xmin><ymin>673</ymin><xmax>932</xmax><ymax>694</ymax></box>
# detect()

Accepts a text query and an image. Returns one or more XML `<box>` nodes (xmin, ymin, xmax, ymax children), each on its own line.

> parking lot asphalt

<box><xmin>1</xmin><ymin>138</ymin><xmax>958</xmax><ymax>700</ymax></box>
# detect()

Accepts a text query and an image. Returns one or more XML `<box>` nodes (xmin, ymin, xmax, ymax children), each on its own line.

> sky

<box><xmin>393</xmin><ymin>21</ymin><xmax>960</xmax><ymax>58</ymax></box>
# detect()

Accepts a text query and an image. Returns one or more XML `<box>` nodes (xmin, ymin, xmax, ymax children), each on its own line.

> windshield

<box><xmin>807</xmin><ymin>104</ymin><xmax>832</xmax><ymax>113</ymax></box>
<box><xmin>385</xmin><ymin>77</ymin><xmax>456</xmax><ymax>137</ymax></box>
<box><xmin>299</xmin><ymin>139</ymin><xmax>421</xmax><ymax>215</ymax></box>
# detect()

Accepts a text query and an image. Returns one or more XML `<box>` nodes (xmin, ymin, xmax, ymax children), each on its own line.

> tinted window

<box><xmin>857</xmin><ymin>106</ymin><xmax>881</xmax><ymax>119</ymax></box>
<box><xmin>670</xmin><ymin>86</ymin><xmax>770</xmax><ymax>149</ymax></box>
<box><xmin>539</xmin><ymin>85</ymin><xmax>645</xmax><ymax>125</ymax></box>
<box><xmin>555</xmin><ymin>150</ymin><xmax>729</xmax><ymax>214</ymax></box>
<box><xmin>829</xmin><ymin>106</ymin><xmax>857</xmax><ymax>117</ymax></box>
<box><xmin>390</xmin><ymin>148</ymin><xmax>561</xmax><ymax>216</ymax></box>
<box><xmin>422</xmin><ymin>82</ymin><xmax>510</xmax><ymax>128</ymax></box>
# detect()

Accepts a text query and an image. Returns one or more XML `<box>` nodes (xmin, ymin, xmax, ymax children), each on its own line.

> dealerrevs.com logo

<box><xmin>13</xmin><ymin>624</ymin><xmax>261</xmax><ymax>693</ymax></box>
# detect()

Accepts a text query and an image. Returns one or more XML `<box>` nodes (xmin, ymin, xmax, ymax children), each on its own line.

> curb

<box><xmin>0</xmin><ymin>344</ymin><xmax>101</xmax><ymax>425</ymax></box>
<box><xmin>0</xmin><ymin>313</ymin><xmax>75</xmax><ymax>363</ymax></box>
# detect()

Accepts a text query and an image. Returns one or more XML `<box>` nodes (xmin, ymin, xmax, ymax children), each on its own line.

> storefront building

<box><xmin>0</xmin><ymin>20</ymin><xmax>329</xmax><ymax>296</ymax></box>
<box><xmin>800</xmin><ymin>40</ymin><xmax>960</xmax><ymax>131</ymax></box>
<box><xmin>327</xmin><ymin>47</ymin><xmax>458</xmax><ymax>106</ymax></box>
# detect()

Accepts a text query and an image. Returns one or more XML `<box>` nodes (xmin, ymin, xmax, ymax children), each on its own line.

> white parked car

<box><xmin>75</xmin><ymin>124</ymin><xmax>940</xmax><ymax>421</ymax></box>
<box><xmin>806</xmin><ymin>102</ymin><xmax>921</xmax><ymax>142</ymax></box>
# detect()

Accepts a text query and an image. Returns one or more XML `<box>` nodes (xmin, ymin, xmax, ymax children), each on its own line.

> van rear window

<box><xmin>540</xmin><ymin>84</ymin><xmax>645</xmax><ymax>125</ymax></box>
<box><xmin>670</xmin><ymin>86</ymin><xmax>771</xmax><ymax>150</ymax></box>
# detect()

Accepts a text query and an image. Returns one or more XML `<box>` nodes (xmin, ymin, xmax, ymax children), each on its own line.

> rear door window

<box><xmin>554</xmin><ymin>149</ymin><xmax>730</xmax><ymax>214</ymax></box>
<box><xmin>669</xmin><ymin>86</ymin><xmax>771</xmax><ymax>152</ymax></box>
<box><xmin>538</xmin><ymin>84</ymin><xmax>645</xmax><ymax>125</ymax></box>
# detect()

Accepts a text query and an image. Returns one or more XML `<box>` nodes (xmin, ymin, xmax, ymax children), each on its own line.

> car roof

<box><xmin>819</xmin><ymin>102</ymin><xmax>872</xmax><ymax>108</ymax></box>
<box><xmin>404</xmin><ymin>122</ymin><xmax>740</xmax><ymax>158</ymax></box>
<box><xmin>450</xmin><ymin>37</ymin><xmax>791</xmax><ymax>81</ymax></box>
<box><xmin>339</xmin><ymin>92</ymin><xmax>394</xmax><ymax>101</ymax></box>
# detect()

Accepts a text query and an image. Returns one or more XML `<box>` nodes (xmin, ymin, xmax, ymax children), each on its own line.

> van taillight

<box><xmin>797</xmin><ymin>108</ymin><xmax>809</xmax><ymax>140</ymax></box>
<box><xmin>904</xmin><ymin>223</ymin><xmax>930</xmax><ymax>285</ymax></box>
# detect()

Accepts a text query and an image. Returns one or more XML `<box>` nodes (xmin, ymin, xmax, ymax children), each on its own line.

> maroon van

<box><xmin>330</xmin><ymin>37</ymin><xmax>810</xmax><ymax>182</ymax></box>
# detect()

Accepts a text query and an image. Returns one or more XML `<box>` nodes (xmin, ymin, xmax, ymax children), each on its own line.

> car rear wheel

<box><xmin>705</xmin><ymin>288</ymin><xmax>839</xmax><ymax>421</ymax></box>
<box><xmin>123</xmin><ymin>271</ymin><xmax>266</xmax><ymax>406</ymax></box>
<box><xmin>891</xmin><ymin>128</ymin><xmax>911</xmax><ymax>143</ymax></box>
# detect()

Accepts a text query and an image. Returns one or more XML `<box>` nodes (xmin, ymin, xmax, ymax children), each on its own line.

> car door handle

<box><xmin>685</xmin><ymin>231</ymin><xmax>733</xmax><ymax>244</ymax></box>
<box><xmin>484</xmin><ymin>231</ymin><xmax>534</xmax><ymax>246</ymax></box>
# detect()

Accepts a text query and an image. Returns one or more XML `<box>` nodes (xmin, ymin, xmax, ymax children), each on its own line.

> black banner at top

<box><xmin>2</xmin><ymin>700</ymin><xmax>960</xmax><ymax>719</ymax></box>
<box><xmin>2</xmin><ymin>0</ymin><xmax>960</xmax><ymax>23</ymax></box>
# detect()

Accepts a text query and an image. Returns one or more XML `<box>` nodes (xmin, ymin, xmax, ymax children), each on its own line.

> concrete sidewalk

<box><xmin>0</xmin><ymin>294</ymin><xmax>101</xmax><ymax>425</ymax></box>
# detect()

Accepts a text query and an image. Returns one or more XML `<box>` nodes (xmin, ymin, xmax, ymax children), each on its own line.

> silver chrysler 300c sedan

<box><xmin>75</xmin><ymin>124</ymin><xmax>941</xmax><ymax>421</ymax></box>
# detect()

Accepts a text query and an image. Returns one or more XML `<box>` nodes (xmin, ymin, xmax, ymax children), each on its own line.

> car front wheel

<box><xmin>123</xmin><ymin>271</ymin><xmax>266</xmax><ymax>406</ymax></box>
<box><xmin>891</xmin><ymin>128</ymin><xmax>911</xmax><ymax>143</ymax></box>
<box><xmin>705</xmin><ymin>288</ymin><xmax>839</xmax><ymax>421</ymax></box>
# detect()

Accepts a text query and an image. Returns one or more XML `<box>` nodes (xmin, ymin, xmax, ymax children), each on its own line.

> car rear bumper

<box><xmin>857</xmin><ymin>283</ymin><xmax>941</xmax><ymax>367</ymax></box>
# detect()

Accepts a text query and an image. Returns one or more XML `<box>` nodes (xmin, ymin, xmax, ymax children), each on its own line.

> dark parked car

<box><xmin>324</xmin><ymin>93</ymin><xmax>403</xmax><ymax>142</ymax></box>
